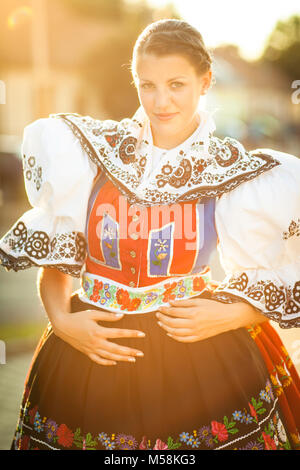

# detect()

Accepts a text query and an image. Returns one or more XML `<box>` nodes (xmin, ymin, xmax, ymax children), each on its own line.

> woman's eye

<box><xmin>140</xmin><ymin>82</ymin><xmax>184</xmax><ymax>90</ymax></box>
<box><xmin>171</xmin><ymin>82</ymin><xmax>184</xmax><ymax>88</ymax></box>
<box><xmin>140</xmin><ymin>83</ymin><xmax>153</xmax><ymax>89</ymax></box>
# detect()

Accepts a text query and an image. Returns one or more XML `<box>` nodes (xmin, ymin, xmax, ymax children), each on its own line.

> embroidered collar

<box><xmin>50</xmin><ymin>106</ymin><xmax>280</xmax><ymax>206</ymax></box>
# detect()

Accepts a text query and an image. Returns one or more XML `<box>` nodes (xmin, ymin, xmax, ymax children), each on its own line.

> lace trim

<box><xmin>214</xmin><ymin>273</ymin><xmax>300</xmax><ymax>328</ymax></box>
<box><xmin>55</xmin><ymin>115</ymin><xmax>143</xmax><ymax>205</ymax></box>
<box><xmin>0</xmin><ymin>248</ymin><xmax>82</xmax><ymax>277</ymax></box>
<box><xmin>54</xmin><ymin>114</ymin><xmax>281</xmax><ymax>207</ymax></box>
<box><xmin>0</xmin><ymin>220</ymin><xmax>86</xmax><ymax>278</ymax></box>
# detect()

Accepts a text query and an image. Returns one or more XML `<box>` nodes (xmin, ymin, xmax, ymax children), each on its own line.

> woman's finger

<box><xmin>156</xmin><ymin>313</ymin><xmax>193</xmax><ymax>328</ymax></box>
<box><xmin>95</xmin><ymin>348</ymin><xmax>137</xmax><ymax>363</ymax></box>
<box><xmin>100</xmin><ymin>327</ymin><xmax>146</xmax><ymax>339</ymax></box>
<box><xmin>157</xmin><ymin>322</ymin><xmax>195</xmax><ymax>337</ymax></box>
<box><xmin>88</xmin><ymin>353</ymin><xmax>117</xmax><ymax>366</ymax></box>
<box><xmin>100</xmin><ymin>339</ymin><xmax>144</xmax><ymax>358</ymax></box>
<box><xmin>90</xmin><ymin>310</ymin><xmax>124</xmax><ymax>321</ymax></box>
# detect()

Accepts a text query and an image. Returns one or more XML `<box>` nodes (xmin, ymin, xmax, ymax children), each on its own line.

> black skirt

<box><xmin>10</xmin><ymin>292</ymin><xmax>294</xmax><ymax>450</ymax></box>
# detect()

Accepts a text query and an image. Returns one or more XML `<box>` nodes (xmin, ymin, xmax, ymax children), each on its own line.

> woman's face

<box><xmin>135</xmin><ymin>53</ymin><xmax>212</xmax><ymax>148</ymax></box>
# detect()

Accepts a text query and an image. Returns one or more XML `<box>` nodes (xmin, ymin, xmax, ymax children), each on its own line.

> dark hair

<box><xmin>131</xmin><ymin>19</ymin><xmax>214</xmax><ymax>83</ymax></box>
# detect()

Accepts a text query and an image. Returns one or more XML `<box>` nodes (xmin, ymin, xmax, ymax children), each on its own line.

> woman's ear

<box><xmin>200</xmin><ymin>69</ymin><xmax>212</xmax><ymax>95</ymax></box>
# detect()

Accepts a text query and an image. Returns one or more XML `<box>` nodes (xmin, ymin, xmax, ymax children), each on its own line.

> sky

<box><xmin>146</xmin><ymin>0</ymin><xmax>300</xmax><ymax>60</ymax></box>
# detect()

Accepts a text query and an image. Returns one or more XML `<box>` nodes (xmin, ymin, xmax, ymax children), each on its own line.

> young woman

<box><xmin>1</xmin><ymin>19</ymin><xmax>299</xmax><ymax>451</ymax></box>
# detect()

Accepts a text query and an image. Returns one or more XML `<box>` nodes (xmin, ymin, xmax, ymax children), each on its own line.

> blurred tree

<box><xmin>261</xmin><ymin>15</ymin><xmax>300</xmax><ymax>81</ymax></box>
<box><xmin>79</xmin><ymin>0</ymin><xmax>181</xmax><ymax>119</ymax></box>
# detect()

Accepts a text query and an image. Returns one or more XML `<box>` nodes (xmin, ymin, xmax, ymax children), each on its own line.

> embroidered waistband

<box><xmin>78</xmin><ymin>268</ymin><xmax>212</xmax><ymax>314</ymax></box>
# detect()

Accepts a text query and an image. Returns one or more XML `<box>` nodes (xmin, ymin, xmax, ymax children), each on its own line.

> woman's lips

<box><xmin>155</xmin><ymin>113</ymin><xmax>178</xmax><ymax>121</ymax></box>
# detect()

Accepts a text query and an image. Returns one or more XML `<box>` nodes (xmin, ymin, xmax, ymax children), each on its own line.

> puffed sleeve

<box><xmin>213</xmin><ymin>149</ymin><xmax>300</xmax><ymax>328</ymax></box>
<box><xmin>0</xmin><ymin>116</ymin><xmax>98</xmax><ymax>277</ymax></box>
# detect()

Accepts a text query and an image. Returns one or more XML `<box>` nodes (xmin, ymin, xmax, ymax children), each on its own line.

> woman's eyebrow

<box><xmin>140</xmin><ymin>76</ymin><xmax>187</xmax><ymax>83</ymax></box>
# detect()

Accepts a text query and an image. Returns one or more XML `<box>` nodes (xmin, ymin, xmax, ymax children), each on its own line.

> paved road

<box><xmin>0</xmin><ymin>352</ymin><xmax>33</xmax><ymax>450</ymax></box>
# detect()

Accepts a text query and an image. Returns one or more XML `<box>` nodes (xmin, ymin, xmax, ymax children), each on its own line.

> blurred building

<box><xmin>0</xmin><ymin>0</ymin><xmax>115</xmax><ymax>138</ymax></box>
<box><xmin>207</xmin><ymin>45</ymin><xmax>300</xmax><ymax>153</ymax></box>
<box><xmin>0</xmin><ymin>2</ymin><xmax>299</xmax><ymax>151</ymax></box>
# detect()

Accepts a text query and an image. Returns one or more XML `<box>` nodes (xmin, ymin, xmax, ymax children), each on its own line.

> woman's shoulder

<box><xmin>215</xmin><ymin>147</ymin><xmax>300</xmax><ymax>233</ymax></box>
<box><xmin>24</xmin><ymin>114</ymin><xmax>79</xmax><ymax>147</ymax></box>
<box><xmin>254</xmin><ymin>147</ymin><xmax>300</xmax><ymax>170</ymax></box>
<box><xmin>218</xmin><ymin>147</ymin><xmax>299</xmax><ymax>200</ymax></box>
<box><xmin>22</xmin><ymin>114</ymin><xmax>99</xmax><ymax>173</ymax></box>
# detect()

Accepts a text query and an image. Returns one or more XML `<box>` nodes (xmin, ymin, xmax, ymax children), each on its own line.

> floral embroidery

<box><xmin>152</xmin><ymin>239</ymin><xmax>169</xmax><ymax>267</ymax></box>
<box><xmin>45</xmin><ymin>419</ymin><xmax>58</xmax><ymax>442</ymax></box>
<box><xmin>211</xmin><ymin>420</ymin><xmax>229</xmax><ymax>441</ymax></box>
<box><xmin>247</xmin><ymin>324</ymin><xmax>297</xmax><ymax>405</ymax></box>
<box><xmin>80</xmin><ymin>270</ymin><xmax>211</xmax><ymax>313</ymax></box>
<box><xmin>23</xmin><ymin>154</ymin><xmax>43</xmax><ymax>191</ymax></box>
<box><xmin>100</xmin><ymin>214</ymin><xmax>122</xmax><ymax>270</ymax></box>
<box><xmin>242</xmin><ymin>440</ymin><xmax>264</xmax><ymax>450</ymax></box>
<box><xmin>13</xmin><ymin>379</ymin><xmax>292</xmax><ymax>450</ymax></box>
<box><xmin>193</xmin><ymin>276</ymin><xmax>206</xmax><ymax>292</ymax></box>
<box><xmin>154</xmin><ymin>239</ymin><xmax>168</xmax><ymax>252</ymax></box>
<box><xmin>162</xmin><ymin>282</ymin><xmax>177</xmax><ymax>303</ymax></box>
<box><xmin>53</xmin><ymin>111</ymin><xmax>280</xmax><ymax>207</ymax></box>
<box><xmin>103</xmin><ymin>227</ymin><xmax>115</xmax><ymax>240</ymax></box>
<box><xmin>283</xmin><ymin>218</ymin><xmax>300</xmax><ymax>240</ymax></box>
<box><xmin>210</xmin><ymin>139</ymin><xmax>240</xmax><ymax>168</ymax></box>
<box><xmin>156</xmin><ymin>156</ymin><xmax>192</xmax><ymax>189</ymax></box>
<box><xmin>116</xmin><ymin>288</ymin><xmax>141</xmax><ymax>311</ymax></box>
<box><xmin>148</xmin><ymin>224</ymin><xmax>174</xmax><ymax>277</ymax></box>
<box><xmin>176</xmin><ymin>280</ymin><xmax>187</xmax><ymax>298</ymax></box>
<box><xmin>213</xmin><ymin>272</ymin><xmax>300</xmax><ymax>328</ymax></box>
<box><xmin>56</xmin><ymin>424</ymin><xmax>74</xmax><ymax>448</ymax></box>
<box><xmin>0</xmin><ymin>219</ymin><xmax>87</xmax><ymax>278</ymax></box>
<box><xmin>118</xmin><ymin>136</ymin><xmax>137</xmax><ymax>165</ymax></box>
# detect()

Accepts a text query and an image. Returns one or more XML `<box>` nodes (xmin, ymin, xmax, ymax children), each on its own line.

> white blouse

<box><xmin>0</xmin><ymin>115</ymin><xmax>299</xmax><ymax>328</ymax></box>
<box><xmin>213</xmin><ymin>149</ymin><xmax>300</xmax><ymax>328</ymax></box>
<box><xmin>148</xmin><ymin>113</ymin><xmax>209</xmax><ymax>178</ymax></box>
<box><xmin>0</xmin><ymin>118</ymin><xmax>98</xmax><ymax>278</ymax></box>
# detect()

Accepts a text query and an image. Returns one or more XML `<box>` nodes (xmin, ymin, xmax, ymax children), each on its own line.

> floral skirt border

<box><xmin>11</xmin><ymin>378</ymin><xmax>292</xmax><ymax>450</ymax></box>
<box><xmin>246</xmin><ymin>321</ymin><xmax>300</xmax><ymax>449</ymax></box>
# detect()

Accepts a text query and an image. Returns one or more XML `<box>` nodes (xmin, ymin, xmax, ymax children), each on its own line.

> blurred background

<box><xmin>0</xmin><ymin>0</ymin><xmax>299</xmax><ymax>450</ymax></box>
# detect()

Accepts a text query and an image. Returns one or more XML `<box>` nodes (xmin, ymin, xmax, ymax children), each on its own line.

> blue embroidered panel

<box><xmin>191</xmin><ymin>198</ymin><xmax>218</xmax><ymax>273</ymax></box>
<box><xmin>85</xmin><ymin>172</ymin><xmax>108</xmax><ymax>242</ymax></box>
<box><xmin>148</xmin><ymin>222</ymin><xmax>175</xmax><ymax>276</ymax></box>
<box><xmin>84</xmin><ymin>171</ymin><xmax>107</xmax><ymax>244</ymax></box>
<box><xmin>100</xmin><ymin>213</ymin><xmax>121</xmax><ymax>269</ymax></box>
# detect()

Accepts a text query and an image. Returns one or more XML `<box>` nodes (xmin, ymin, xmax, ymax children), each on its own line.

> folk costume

<box><xmin>0</xmin><ymin>106</ymin><xmax>299</xmax><ymax>450</ymax></box>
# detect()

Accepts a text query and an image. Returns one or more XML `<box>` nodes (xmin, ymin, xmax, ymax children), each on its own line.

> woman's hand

<box><xmin>156</xmin><ymin>297</ymin><xmax>266</xmax><ymax>342</ymax></box>
<box><xmin>52</xmin><ymin>309</ymin><xmax>145</xmax><ymax>366</ymax></box>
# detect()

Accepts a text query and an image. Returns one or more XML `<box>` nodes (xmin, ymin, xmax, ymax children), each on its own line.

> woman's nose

<box><xmin>154</xmin><ymin>89</ymin><xmax>171</xmax><ymax>108</ymax></box>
